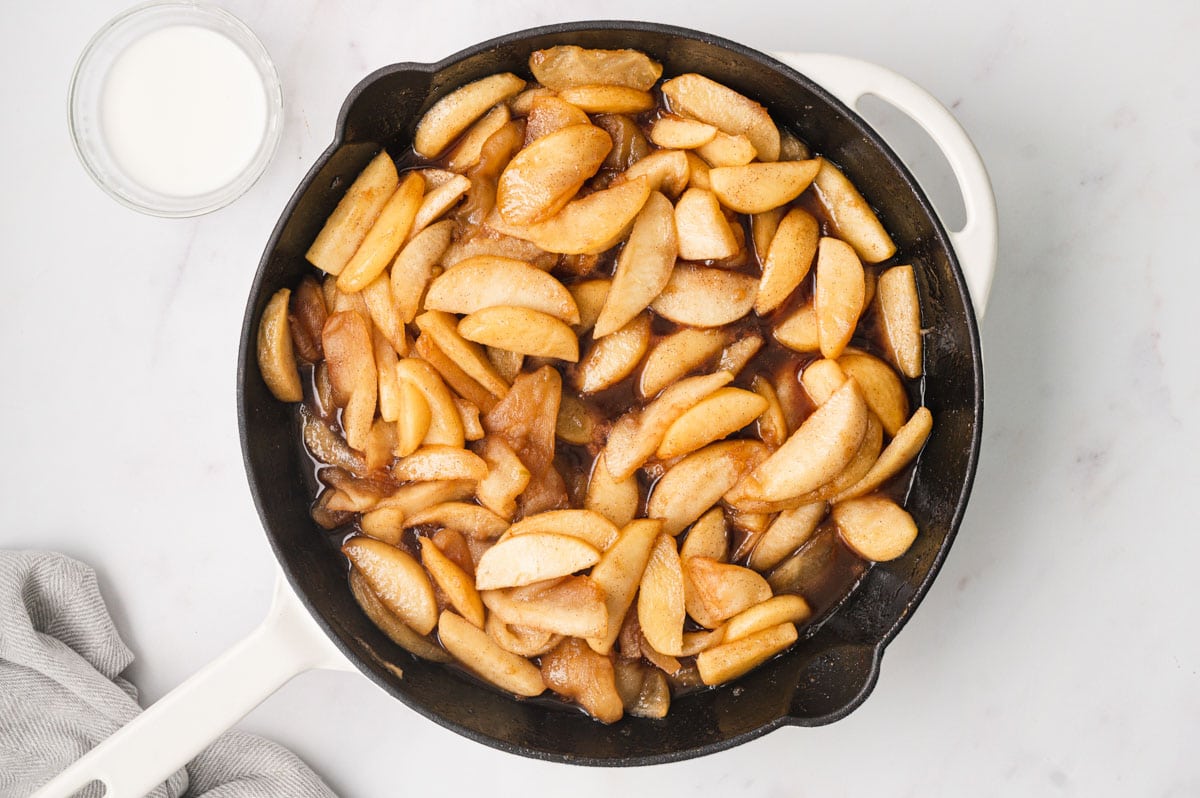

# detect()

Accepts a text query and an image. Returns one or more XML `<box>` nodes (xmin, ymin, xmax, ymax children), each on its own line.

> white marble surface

<box><xmin>4</xmin><ymin>0</ymin><xmax>1198</xmax><ymax>795</ymax></box>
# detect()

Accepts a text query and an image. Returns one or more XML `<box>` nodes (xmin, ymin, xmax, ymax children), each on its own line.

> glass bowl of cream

<box><xmin>68</xmin><ymin>1</ymin><xmax>283</xmax><ymax>217</ymax></box>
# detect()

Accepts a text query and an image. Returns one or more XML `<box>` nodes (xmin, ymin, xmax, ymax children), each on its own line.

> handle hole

<box><xmin>855</xmin><ymin>93</ymin><xmax>968</xmax><ymax>233</ymax></box>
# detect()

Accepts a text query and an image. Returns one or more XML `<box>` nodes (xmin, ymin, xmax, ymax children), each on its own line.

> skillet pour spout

<box><xmin>239</xmin><ymin>20</ymin><xmax>983</xmax><ymax>765</ymax></box>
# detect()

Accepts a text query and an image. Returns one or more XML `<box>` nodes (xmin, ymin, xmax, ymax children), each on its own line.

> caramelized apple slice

<box><xmin>727</xmin><ymin>378</ymin><xmax>869</xmax><ymax>503</ymax></box>
<box><xmin>342</xmin><ymin>536</ymin><xmax>437</xmax><ymax>635</ymax></box>
<box><xmin>647</xmin><ymin>440</ymin><xmax>768</xmax><ymax>536</ymax></box>
<box><xmin>459</xmin><ymin>306</ymin><xmax>580</xmax><ymax>362</ymax></box>
<box><xmin>586</xmin><ymin>519</ymin><xmax>662</xmax><ymax>655</ymax></box>
<box><xmin>696</xmin><ymin>622</ymin><xmax>797</xmax><ymax>685</ymax></box>
<box><xmin>662</xmin><ymin>74</ymin><xmax>780</xmax><ymax>160</ymax></box>
<box><xmin>811</xmin><ymin>158</ymin><xmax>896</xmax><ymax>263</ymax></box>
<box><xmin>593</xmin><ymin>191</ymin><xmax>677</xmax><ymax>338</ymax></box>
<box><xmin>755</xmin><ymin>207</ymin><xmax>818</xmax><ymax>315</ymax></box>
<box><xmin>575</xmin><ymin>312</ymin><xmax>651</xmax><ymax>393</ymax></box>
<box><xmin>529</xmin><ymin>46</ymin><xmax>663</xmax><ymax>91</ymax></box>
<box><xmin>541</xmin><ymin>637</ymin><xmax>625</xmax><ymax>723</ymax></box>
<box><xmin>832</xmin><ymin>496</ymin><xmax>919</xmax><ymax>562</ymax></box>
<box><xmin>638</xmin><ymin>534</ymin><xmax>687</xmax><ymax>656</ymax></box>
<box><xmin>257</xmin><ymin>288</ymin><xmax>302</xmax><ymax>402</ymax></box>
<box><xmin>709</xmin><ymin>160</ymin><xmax>820</xmax><ymax>214</ymax></box>
<box><xmin>815</xmin><ymin>237</ymin><xmax>866</xmax><ymax>360</ymax></box>
<box><xmin>306</xmin><ymin>152</ymin><xmax>399</xmax><ymax>275</ymax></box>
<box><xmin>438</xmin><ymin>609</ymin><xmax>546</xmax><ymax>696</ymax></box>
<box><xmin>414</xmin><ymin>73</ymin><xmax>526</xmax><ymax>157</ymax></box>
<box><xmin>650</xmin><ymin>265</ymin><xmax>757</xmax><ymax>328</ymax></box>
<box><xmin>657</xmin><ymin>387</ymin><xmax>769</xmax><ymax>459</ymax></box>
<box><xmin>876</xmin><ymin>264</ymin><xmax>924</xmax><ymax>378</ymax></box>
<box><xmin>497</xmin><ymin>123</ymin><xmax>612</xmax><ymax>225</ymax></box>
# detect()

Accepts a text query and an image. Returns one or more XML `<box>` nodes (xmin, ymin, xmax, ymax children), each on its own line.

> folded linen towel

<box><xmin>0</xmin><ymin>550</ymin><xmax>336</xmax><ymax>798</ymax></box>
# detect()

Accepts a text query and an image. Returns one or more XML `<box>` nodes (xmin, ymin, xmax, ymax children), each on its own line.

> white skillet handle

<box><xmin>773</xmin><ymin>52</ymin><xmax>998</xmax><ymax>319</ymax></box>
<box><xmin>32</xmin><ymin>574</ymin><xmax>351</xmax><ymax>798</ymax></box>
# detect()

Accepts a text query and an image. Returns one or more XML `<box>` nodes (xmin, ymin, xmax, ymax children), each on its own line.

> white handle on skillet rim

<box><xmin>773</xmin><ymin>52</ymin><xmax>998</xmax><ymax>318</ymax></box>
<box><xmin>31</xmin><ymin>573</ymin><xmax>351</xmax><ymax>798</ymax></box>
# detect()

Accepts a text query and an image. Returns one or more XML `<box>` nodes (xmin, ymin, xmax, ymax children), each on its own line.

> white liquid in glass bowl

<box><xmin>70</xmin><ymin>2</ymin><xmax>282</xmax><ymax>216</ymax></box>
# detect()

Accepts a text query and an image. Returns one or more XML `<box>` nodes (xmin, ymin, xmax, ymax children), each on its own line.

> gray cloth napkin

<box><xmin>0</xmin><ymin>550</ymin><xmax>336</xmax><ymax>798</ymax></box>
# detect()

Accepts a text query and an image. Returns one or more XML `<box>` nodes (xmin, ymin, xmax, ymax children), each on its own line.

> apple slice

<box><xmin>393</xmin><ymin>378</ymin><xmax>431</xmax><ymax>457</ymax></box>
<box><xmin>568</xmin><ymin>279</ymin><xmax>611</xmax><ymax>334</ymax></box>
<box><xmin>796</xmin><ymin>415</ymin><xmax>883</xmax><ymax>503</ymax></box>
<box><xmin>257</xmin><ymin>288</ymin><xmax>302</xmax><ymax>402</ymax></box>
<box><xmin>497</xmin><ymin>123</ymin><xmax>612</xmax><ymax>225</ymax></box>
<box><xmin>728</xmin><ymin>378</ymin><xmax>870</xmax><ymax>503</ymax></box>
<box><xmin>685</xmin><ymin>151</ymin><xmax>711</xmax><ymax>189</ymax></box>
<box><xmin>614</xmin><ymin>149</ymin><xmax>690</xmax><ymax>198</ymax></box>
<box><xmin>684</xmin><ymin>556</ymin><xmax>773</xmax><ymax>628</ymax></box>
<box><xmin>474</xmin><ymin>532</ymin><xmax>601</xmax><ymax>590</ymax></box>
<box><xmin>524</xmin><ymin>94</ymin><xmax>590</xmax><ymax>142</ymax></box>
<box><xmin>674</xmin><ymin>188</ymin><xmax>739</xmax><ymax>261</ymax></box>
<box><xmin>438</xmin><ymin>609</ymin><xmax>546</xmax><ymax>696</ymax></box>
<box><xmin>414</xmin><ymin>310</ymin><xmax>511</xmax><ymax>399</ymax></box>
<box><xmin>306</xmin><ymin>152</ymin><xmax>399</xmax><ymax>276</ymax></box>
<box><xmin>459</xmin><ymin>306</ymin><xmax>580</xmax><ymax>362</ymax></box>
<box><xmin>679</xmin><ymin>507</ymin><xmax>728</xmax><ymax>562</ymax></box>
<box><xmin>575</xmin><ymin>312</ymin><xmax>651</xmax><ymax>393</ymax></box>
<box><xmin>481</xmin><ymin>576</ymin><xmax>607</xmax><ymax>638</ymax></box>
<box><xmin>647</xmin><ymin>440</ymin><xmax>769</xmax><ymax>536</ymax></box>
<box><xmin>404</xmin><ymin>501</ymin><xmax>509</xmax><ymax>539</ymax></box>
<box><xmin>773</xmin><ymin>300</ymin><xmax>820</xmax><ymax>353</ymax></box>
<box><xmin>638</xmin><ymin>327</ymin><xmax>728</xmax><ymax>399</ymax></box>
<box><xmin>638</xmin><ymin>534</ymin><xmax>687</xmax><ymax>656</ymax></box>
<box><xmin>751</xmin><ymin>206</ymin><xmax>784</xmax><ymax>264</ymax></box>
<box><xmin>391</xmin><ymin>219</ymin><xmax>453</xmax><ymax>324</ymax></box>
<box><xmin>541</xmin><ymin>637</ymin><xmax>625</xmax><ymax>723</ymax></box>
<box><xmin>709</xmin><ymin>160</ymin><xmax>820</xmax><ymax>214</ymax></box>
<box><xmin>747</xmin><ymin>501</ymin><xmax>826</xmax><ymax>572</ymax></box>
<box><xmin>446</xmin><ymin>104</ymin><xmax>511</xmax><ymax>174</ymax></box>
<box><xmin>603</xmin><ymin>371</ymin><xmax>733</xmax><ymax>480</ymax></box>
<box><xmin>391</xmin><ymin>445</ymin><xmax>488</xmax><ymax>483</ymax></box>
<box><xmin>342</xmin><ymin>536</ymin><xmax>438</xmax><ymax>635</ymax></box>
<box><xmin>838</xmin><ymin>350</ymin><xmax>910</xmax><ymax>436</ymax></box>
<box><xmin>800</xmin><ymin>358</ymin><xmax>848</xmax><ymax>406</ymax></box>
<box><xmin>723</xmin><ymin>595</ymin><xmax>812</xmax><ymax>643</ymax></box>
<box><xmin>414</xmin><ymin>72</ymin><xmax>526</xmax><ymax>157</ymax></box>
<box><xmin>585</xmin><ymin>452</ymin><xmax>640</xmax><ymax>529</ymax></box>
<box><xmin>832</xmin><ymin>406</ymin><xmax>932</xmax><ymax>502</ymax></box>
<box><xmin>419</xmin><ymin>537</ymin><xmax>485</xmax><ymax>628</ymax></box>
<box><xmin>410</xmin><ymin>175</ymin><xmax>472</xmax><ymax>242</ymax></box>
<box><xmin>322</xmin><ymin>311</ymin><xmax>377</xmax><ymax>450</ymax></box>
<box><xmin>348</xmin><ymin>569</ymin><xmax>451</xmax><ymax>662</ymax></box>
<box><xmin>373</xmin><ymin>479</ymin><xmax>475</xmax><ymax>516</ymax></box>
<box><xmin>650</xmin><ymin>115</ymin><xmax>718</xmax><ymax>149</ymax></box>
<box><xmin>424</xmin><ymin>255</ymin><xmax>579</xmax><ymax>324</ymax></box>
<box><xmin>594</xmin><ymin>191</ymin><xmax>677</xmax><ymax>338</ymax></box>
<box><xmin>529</xmin><ymin>45</ymin><xmax>662</xmax><ymax>91</ymax></box>
<box><xmin>662</xmin><ymin>73</ymin><xmax>780</xmax><ymax>161</ymax></box>
<box><xmin>811</xmin><ymin>158</ymin><xmax>896</xmax><ymax>263</ymax></box>
<box><xmin>717</xmin><ymin>333</ymin><xmax>764</xmax><ymax>377</ymax></box>
<box><xmin>474</xmin><ymin>435</ymin><xmax>531</xmax><ymax>520</ymax></box>
<box><xmin>504</xmin><ymin>509</ymin><xmax>621</xmax><ymax>552</ymax></box>
<box><xmin>657</xmin><ymin>387</ymin><xmax>769</xmax><ymax>459</ymax></box>
<box><xmin>650</xmin><ymin>265</ymin><xmax>758</xmax><ymax>328</ymax></box>
<box><xmin>558</xmin><ymin>85</ymin><xmax>655</xmax><ymax>114</ymax></box>
<box><xmin>586</xmin><ymin>519</ymin><xmax>662</xmax><ymax>655</ymax></box>
<box><xmin>815</xmin><ymin>237</ymin><xmax>866</xmax><ymax>359</ymax></box>
<box><xmin>751</xmin><ymin>375</ymin><xmax>788</xmax><ymax>449</ymax></box>
<box><xmin>696</xmin><ymin>131</ymin><xmax>757</xmax><ymax>167</ymax></box>
<box><xmin>485</xmin><ymin>613</ymin><xmax>561</xmax><ymax>658</ymax></box>
<box><xmin>696</xmin><ymin>622</ymin><xmax>798</xmax><ymax>685</ymax></box>
<box><xmin>395</xmin><ymin>357</ymin><xmax>464</xmax><ymax>448</ymax></box>
<box><xmin>832</xmin><ymin>496</ymin><xmax>918</xmax><ymax>562</ymax></box>
<box><xmin>516</xmin><ymin>176</ymin><xmax>652</xmax><ymax>255</ymax></box>
<box><xmin>755</xmin><ymin>207</ymin><xmax>819</xmax><ymax>315</ymax></box>
<box><xmin>337</xmin><ymin>171</ymin><xmax>425</xmax><ymax>293</ymax></box>
<box><xmin>876</xmin><ymin>264</ymin><xmax>924</xmax><ymax>378</ymax></box>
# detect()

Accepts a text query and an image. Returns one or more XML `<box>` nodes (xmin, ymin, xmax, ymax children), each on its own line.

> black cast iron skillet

<box><xmin>238</xmin><ymin>20</ymin><xmax>983</xmax><ymax>765</ymax></box>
